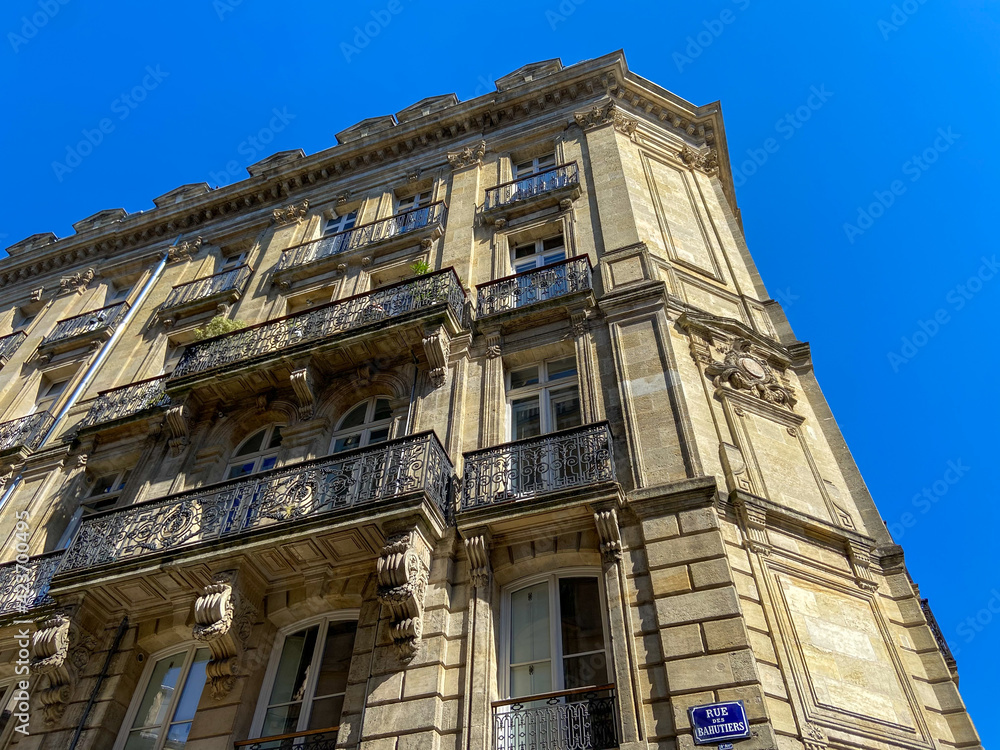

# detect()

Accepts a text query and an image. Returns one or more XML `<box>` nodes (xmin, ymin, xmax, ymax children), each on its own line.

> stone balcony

<box><xmin>476</xmin><ymin>256</ymin><xmax>594</xmax><ymax>327</ymax></box>
<box><xmin>0</xmin><ymin>550</ymin><xmax>61</xmax><ymax>619</ymax></box>
<box><xmin>493</xmin><ymin>685</ymin><xmax>620</xmax><ymax>750</ymax></box>
<box><xmin>0</xmin><ymin>411</ymin><xmax>55</xmax><ymax>457</ymax></box>
<box><xmin>166</xmin><ymin>269</ymin><xmax>469</xmax><ymax>405</ymax></box>
<box><xmin>272</xmin><ymin>202</ymin><xmax>447</xmax><ymax>287</ymax></box>
<box><xmin>37</xmin><ymin>301</ymin><xmax>129</xmax><ymax>361</ymax></box>
<box><xmin>0</xmin><ymin>330</ymin><xmax>27</xmax><ymax>366</ymax></box>
<box><xmin>482</xmin><ymin>163</ymin><xmax>581</xmax><ymax>226</ymax></box>
<box><xmin>75</xmin><ymin>375</ymin><xmax>171</xmax><ymax>437</ymax></box>
<box><xmin>158</xmin><ymin>264</ymin><xmax>253</xmax><ymax>327</ymax></box>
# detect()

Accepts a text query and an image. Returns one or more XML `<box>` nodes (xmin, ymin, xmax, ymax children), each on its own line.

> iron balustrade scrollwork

<box><xmin>493</xmin><ymin>685</ymin><xmax>619</xmax><ymax>750</ymax></box>
<box><xmin>77</xmin><ymin>376</ymin><xmax>171</xmax><ymax>431</ymax></box>
<box><xmin>484</xmin><ymin>163</ymin><xmax>580</xmax><ymax>212</ymax></box>
<box><xmin>275</xmin><ymin>202</ymin><xmax>447</xmax><ymax>272</ymax></box>
<box><xmin>0</xmin><ymin>551</ymin><xmax>62</xmax><ymax>617</ymax></box>
<box><xmin>0</xmin><ymin>412</ymin><xmax>55</xmax><ymax>453</ymax></box>
<box><xmin>171</xmin><ymin>269</ymin><xmax>466</xmax><ymax>380</ymax></box>
<box><xmin>920</xmin><ymin>598</ymin><xmax>957</xmax><ymax>667</ymax></box>
<box><xmin>162</xmin><ymin>264</ymin><xmax>253</xmax><ymax>308</ymax></box>
<box><xmin>477</xmin><ymin>257</ymin><xmax>592</xmax><ymax>317</ymax></box>
<box><xmin>234</xmin><ymin>728</ymin><xmax>339</xmax><ymax>750</ymax></box>
<box><xmin>0</xmin><ymin>331</ymin><xmax>27</xmax><ymax>363</ymax></box>
<box><xmin>59</xmin><ymin>432</ymin><xmax>454</xmax><ymax>573</ymax></box>
<box><xmin>40</xmin><ymin>301</ymin><xmax>130</xmax><ymax>347</ymax></box>
<box><xmin>461</xmin><ymin>422</ymin><xmax>615</xmax><ymax>510</ymax></box>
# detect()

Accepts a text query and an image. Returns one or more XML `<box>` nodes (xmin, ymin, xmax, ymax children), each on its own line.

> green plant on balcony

<box><xmin>193</xmin><ymin>315</ymin><xmax>247</xmax><ymax>340</ymax></box>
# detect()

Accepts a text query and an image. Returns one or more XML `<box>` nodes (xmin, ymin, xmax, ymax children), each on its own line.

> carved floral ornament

<box><xmin>679</xmin><ymin>145</ymin><xmax>719</xmax><ymax>176</ymax></box>
<box><xmin>573</xmin><ymin>100</ymin><xmax>638</xmax><ymax>139</ymax></box>
<box><xmin>192</xmin><ymin>570</ymin><xmax>260</xmax><ymax>699</ymax></box>
<box><xmin>704</xmin><ymin>338</ymin><xmax>795</xmax><ymax>408</ymax></box>
<box><xmin>59</xmin><ymin>267</ymin><xmax>96</xmax><ymax>295</ymax></box>
<box><xmin>166</xmin><ymin>236</ymin><xmax>204</xmax><ymax>263</ymax></box>
<box><xmin>447</xmin><ymin>139</ymin><xmax>487</xmax><ymax>170</ymax></box>
<box><xmin>272</xmin><ymin>199</ymin><xmax>309</xmax><ymax>225</ymax></box>
<box><xmin>376</xmin><ymin>530</ymin><xmax>430</xmax><ymax>660</ymax></box>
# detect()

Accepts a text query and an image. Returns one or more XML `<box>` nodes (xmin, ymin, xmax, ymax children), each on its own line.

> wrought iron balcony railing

<box><xmin>0</xmin><ymin>412</ymin><xmax>54</xmax><ymax>454</ymax></box>
<box><xmin>59</xmin><ymin>432</ymin><xmax>453</xmax><ymax>573</ymax></box>
<box><xmin>484</xmin><ymin>163</ymin><xmax>580</xmax><ymax>213</ymax></box>
<box><xmin>77</xmin><ymin>376</ymin><xmax>171</xmax><ymax>432</ymax></box>
<box><xmin>235</xmin><ymin>727</ymin><xmax>339</xmax><ymax>749</ymax></box>
<box><xmin>477</xmin><ymin>257</ymin><xmax>593</xmax><ymax>317</ymax></box>
<box><xmin>0</xmin><ymin>551</ymin><xmax>61</xmax><ymax>617</ymax></box>
<box><xmin>0</xmin><ymin>331</ymin><xmax>27</xmax><ymax>364</ymax></box>
<box><xmin>171</xmin><ymin>269</ymin><xmax>466</xmax><ymax>381</ymax></box>
<box><xmin>461</xmin><ymin>422</ymin><xmax>615</xmax><ymax>510</ymax></box>
<box><xmin>921</xmin><ymin>598</ymin><xmax>957</xmax><ymax>670</ymax></box>
<box><xmin>493</xmin><ymin>685</ymin><xmax>619</xmax><ymax>750</ymax></box>
<box><xmin>40</xmin><ymin>301</ymin><xmax>130</xmax><ymax>348</ymax></box>
<box><xmin>162</xmin><ymin>264</ymin><xmax>253</xmax><ymax>309</ymax></box>
<box><xmin>276</xmin><ymin>202</ymin><xmax>447</xmax><ymax>273</ymax></box>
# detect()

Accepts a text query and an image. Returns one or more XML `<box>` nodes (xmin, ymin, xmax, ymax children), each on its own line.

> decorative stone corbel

<box><xmin>733</xmin><ymin>496</ymin><xmax>771</xmax><ymax>556</ymax></box>
<box><xmin>290</xmin><ymin>364</ymin><xmax>318</xmax><ymax>420</ymax></box>
<box><xmin>594</xmin><ymin>509</ymin><xmax>623</xmax><ymax>563</ymax></box>
<box><xmin>846</xmin><ymin>540</ymin><xmax>879</xmax><ymax>592</ymax></box>
<box><xmin>484</xmin><ymin>329</ymin><xmax>502</xmax><ymax>359</ymax></box>
<box><xmin>464</xmin><ymin>533</ymin><xmax>492</xmax><ymax>588</ymax></box>
<box><xmin>376</xmin><ymin>529</ymin><xmax>430</xmax><ymax>661</ymax></box>
<box><xmin>422</xmin><ymin>325</ymin><xmax>450</xmax><ymax>388</ymax></box>
<box><xmin>192</xmin><ymin>569</ymin><xmax>261</xmax><ymax>700</ymax></box>
<box><xmin>335</xmin><ymin>191</ymin><xmax>350</xmax><ymax>206</ymax></box>
<box><xmin>30</xmin><ymin>614</ymin><xmax>72</xmax><ymax>724</ymax></box>
<box><xmin>447</xmin><ymin>139</ymin><xmax>487</xmax><ymax>170</ymax></box>
<box><xmin>570</xmin><ymin>309</ymin><xmax>590</xmax><ymax>338</ymax></box>
<box><xmin>166</xmin><ymin>236</ymin><xmax>203</xmax><ymax>263</ymax></box>
<box><xmin>272</xmin><ymin>199</ymin><xmax>309</xmax><ymax>225</ymax></box>
<box><xmin>165</xmin><ymin>401</ymin><xmax>189</xmax><ymax>455</ymax></box>
<box><xmin>31</xmin><ymin>287</ymin><xmax>44</xmax><ymax>302</ymax></box>
<box><xmin>59</xmin><ymin>268</ymin><xmax>96</xmax><ymax>295</ymax></box>
<box><xmin>679</xmin><ymin>145</ymin><xmax>720</xmax><ymax>176</ymax></box>
<box><xmin>573</xmin><ymin>99</ymin><xmax>637</xmax><ymax>139</ymax></box>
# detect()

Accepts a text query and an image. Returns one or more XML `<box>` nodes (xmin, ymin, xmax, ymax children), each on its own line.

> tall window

<box><xmin>330</xmin><ymin>397</ymin><xmax>393</xmax><ymax>453</ymax></box>
<box><xmin>116</xmin><ymin>646</ymin><xmax>209</xmax><ymax>750</ymax></box>
<box><xmin>220</xmin><ymin>252</ymin><xmax>248</xmax><ymax>272</ymax></box>
<box><xmin>507</xmin><ymin>357</ymin><xmax>581</xmax><ymax>441</ymax></box>
<box><xmin>513</xmin><ymin>153</ymin><xmax>556</xmax><ymax>179</ymax></box>
<box><xmin>58</xmin><ymin>467</ymin><xmax>134</xmax><ymax>549</ymax></box>
<box><xmin>0</xmin><ymin>682</ymin><xmax>21</xmax><ymax>748</ymax></box>
<box><xmin>395</xmin><ymin>191</ymin><xmax>432</xmax><ymax>213</ymax></box>
<box><xmin>324</xmin><ymin>210</ymin><xmax>358</xmax><ymax>236</ymax></box>
<box><xmin>512</xmin><ymin>235</ymin><xmax>566</xmax><ymax>275</ymax></box>
<box><xmin>253</xmin><ymin>618</ymin><xmax>358</xmax><ymax>742</ymax></box>
<box><xmin>227</xmin><ymin>425</ymin><xmax>283</xmax><ymax>479</ymax></box>
<box><xmin>33</xmin><ymin>377</ymin><xmax>69</xmax><ymax>415</ymax></box>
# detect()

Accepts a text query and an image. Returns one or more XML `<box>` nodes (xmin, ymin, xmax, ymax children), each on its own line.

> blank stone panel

<box><xmin>746</xmin><ymin>413</ymin><xmax>829</xmax><ymax>521</ymax></box>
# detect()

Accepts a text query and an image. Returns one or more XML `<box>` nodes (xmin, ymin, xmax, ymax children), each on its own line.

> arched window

<box><xmin>115</xmin><ymin>645</ymin><xmax>209</xmax><ymax>750</ymax></box>
<box><xmin>330</xmin><ymin>398</ymin><xmax>393</xmax><ymax>453</ymax></box>
<box><xmin>252</xmin><ymin>616</ymin><xmax>358</xmax><ymax>745</ymax></box>
<box><xmin>227</xmin><ymin>424</ymin><xmax>284</xmax><ymax>479</ymax></box>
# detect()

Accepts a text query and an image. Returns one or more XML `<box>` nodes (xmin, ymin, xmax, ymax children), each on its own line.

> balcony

<box><xmin>493</xmin><ymin>685</ymin><xmax>619</xmax><ymax>750</ymax></box>
<box><xmin>461</xmin><ymin>423</ymin><xmax>616</xmax><ymax>510</ymax></box>
<box><xmin>483</xmin><ymin>163</ymin><xmax>581</xmax><ymax>226</ymax></box>
<box><xmin>158</xmin><ymin>264</ymin><xmax>253</xmax><ymax>326</ymax></box>
<box><xmin>37</xmin><ymin>301</ymin><xmax>129</xmax><ymax>360</ymax></box>
<box><xmin>0</xmin><ymin>551</ymin><xmax>61</xmax><ymax>618</ymax></box>
<box><xmin>76</xmin><ymin>376</ymin><xmax>171</xmax><ymax>434</ymax></box>
<box><xmin>0</xmin><ymin>412</ymin><xmax>54</xmax><ymax>456</ymax></box>
<box><xmin>273</xmin><ymin>202</ymin><xmax>447</xmax><ymax>285</ymax></box>
<box><xmin>58</xmin><ymin>432</ymin><xmax>453</xmax><ymax>574</ymax></box>
<box><xmin>235</xmin><ymin>727</ymin><xmax>339</xmax><ymax>750</ymax></box>
<box><xmin>168</xmin><ymin>269</ymin><xmax>468</xmax><ymax>400</ymax></box>
<box><xmin>0</xmin><ymin>331</ymin><xmax>27</xmax><ymax>365</ymax></box>
<box><xmin>477</xmin><ymin>257</ymin><xmax>593</xmax><ymax>320</ymax></box>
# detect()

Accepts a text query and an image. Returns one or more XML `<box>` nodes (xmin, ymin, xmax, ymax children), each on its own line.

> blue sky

<box><xmin>2</xmin><ymin>0</ymin><xmax>997</xmax><ymax>740</ymax></box>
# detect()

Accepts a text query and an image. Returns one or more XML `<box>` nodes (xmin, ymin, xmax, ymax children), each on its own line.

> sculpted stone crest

<box><xmin>680</xmin><ymin>145</ymin><xmax>719</xmax><ymax>175</ymax></box>
<box><xmin>377</xmin><ymin>530</ymin><xmax>430</xmax><ymax>660</ymax></box>
<box><xmin>574</xmin><ymin>100</ymin><xmax>637</xmax><ymax>138</ymax></box>
<box><xmin>272</xmin><ymin>199</ymin><xmax>309</xmax><ymax>225</ymax></box>
<box><xmin>448</xmin><ymin>140</ymin><xmax>486</xmax><ymax>170</ymax></box>
<box><xmin>705</xmin><ymin>338</ymin><xmax>794</xmax><ymax>407</ymax></box>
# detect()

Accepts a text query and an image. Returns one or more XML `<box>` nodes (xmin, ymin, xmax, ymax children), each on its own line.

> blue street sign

<box><xmin>689</xmin><ymin>700</ymin><xmax>752</xmax><ymax>745</ymax></box>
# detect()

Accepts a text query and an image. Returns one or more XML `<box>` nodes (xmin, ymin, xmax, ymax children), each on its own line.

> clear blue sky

<box><xmin>2</xmin><ymin>0</ymin><xmax>997</xmax><ymax>740</ymax></box>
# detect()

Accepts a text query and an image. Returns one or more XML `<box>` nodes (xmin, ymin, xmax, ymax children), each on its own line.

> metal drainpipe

<box><xmin>0</xmin><ymin>240</ymin><xmax>175</xmax><ymax>515</ymax></box>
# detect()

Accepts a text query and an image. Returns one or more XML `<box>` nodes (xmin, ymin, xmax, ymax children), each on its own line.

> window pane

<box><xmin>261</xmin><ymin>704</ymin><xmax>302</xmax><ymax>739</ymax></box>
<box><xmin>313</xmin><ymin>621</ymin><xmax>357</xmax><ymax>700</ymax></box>
<box><xmin>339</xmin><ymin>403</ymin><xmax>369</xmax><ymax>430</ymax></box>
<box><xmin>268</xmin><ymin>627</ymin><xmax>319</xmax><ymax>706</ymax></box>
<box><xmin>124</xmin><ymin>727</ymin><xmax>161</xmax><ymax>750</ymax></box>
<box><xmin>334</xmin><ymin>433</ymin><xmax>362</xmax><ymax>453</ymax></box>
<box><xmin>171</xmin><ymin>649</ymin><xmax>209</xmax><ymax>722</ymax></box>
<box><xmin>546</xmin><ymin>358</ymin><xmax>577</xmax><ymax>381</ymax></box>
<box><xmin>509</xmin><ymin>366</ymin><xmax>539</xmax><ymax>389</ymax></box>
<box><xmin>541</xmin><ymin>251</ymin><xmax>566</xmax><ymax>266</ymax></box>
<box><xmin>91</xmin><ymin>473</ymin><xmax>122</xmax><ymax>496</ymax></box>
<box><xmin>373</xmin><ymin>398</ymin><xmax>393</xmax><ymax>421</ymax></box>
<box><xmin>510</xmin><ymin>582</ymin><xmax>550</xmax><ymax>665</ymax></box>
<box><xmin>562</xmin><ymin>652</ymin><xmax>609</xmax><ymax>690</ymax></box>
<box><xmin>511</xmin><ymin>397</ymin><xmax>541</xmax><ymax>441</ymax></box>
<box><xmin>258</xmin><ymin>456</ymin><xmax>278</xmax><ymax>473</ymax></box>
<box><xmin>267</xmin><ymin>426</ymin><xmax>283</xmax><ymax>449</ymax></box>
<box><xmin>165</xmin><ymin>720</ymin><xmax>193</xmax><ymax>748</ymax></box>
<box><xmin>235</xmin><ymin>429</ymin><xmax>266</xmax><ymax>457</ymax></box>
<box><xmin>307</xmin><ymin>694</ymin><xmax>346</xmax><ymax>731</ymax></box>
<box><xmin>550</xmin><ymin>388</ymin><xmax>581</xmax><ymax>432</ymax></box>
<box><xmin>513</xmin><ymin>243</ymin><xmax>536</xmax><ymax>260</ymax></box>
<box><xmin>539</xmin><ymin>153</ymin><xmax>556</xmax><ymax>168</ymax></box>
<box><xmin>368</xmin><ymin>427</ymin><xmax>390</xmax><ymax>445</ymax></box>
<box><xmin>510</xmin><ymin>663</ymin><xmax>552</xmax><ymax>700</ymax></box>
<box><xmin>559</xmin><ymin>579</ymin><xmax>605</xmax><ymax>656</ymax></box>
<box><xmin>542</xmin><ymin>236</ymin><xmax>564</xmax><ymax>253</ymax></box>
<box><xmin>228</xmin><ymin>461</ymin><xmax>256</xmax><ymax>480</ymax></box>
<box><xmin>131</xmin><ymin>653</ymin><xmax>185</xmax><ymax>730</ymax></box>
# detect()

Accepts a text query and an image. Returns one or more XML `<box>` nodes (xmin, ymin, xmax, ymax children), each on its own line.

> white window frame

<box><xmin>112</xmin><ymin>643</ymin><xmax>209</xmax><ymax>750</ymax></box>
<box><xmin>505</xmin><ymin>356</ymin><xmax>581</xmax><ymax>441</ymax></box>
<box><xmin>220</xmin><ymin>251</ymin><xmax>248</xmax><ymax>272</ymax></box>
<box><xmin>500</xmin><ymin>568</ymin><xmax>613</xmax><ymax>700</ymax></box>
<box><xmin>323</xmin><ymin>210</ymin><xmax>359</xmax><ymax>237</ymax></box>
<box><xmin>32</xmin><ymin>377</ymin><xmax>69</xmax><ymax>416</ymax></box>
<box><xmin>0</xmin><ymin>680</ymin><xmax>24</xmax><ymax>749</ymax></box>
<box><xmin>513</xmin><ymin>153</ymin><xmax>556</xmax><ymax>179</ymax></box>
<box><xmin>394</xmin><ymin>190</ymin><xmax>432</xmax><ymax>213</ymax></box>
<box><xmin>249</xmin><ymin>611</ymin><xmax>361</xmax><ymax>740</ymax></box>
<box><xmin>511</xmin><ymin>234</ymin><xmax>566</xmax><ymax>275</ymax></box>
<box><xmin>226</xmin><ymin>424</ymin><xmax>285</xmax><ymax>479</ymax></box>
<box><xmin>329</xmin><ymin>397</ymin><xmax>395</xmax><ymax>454</ymax></box>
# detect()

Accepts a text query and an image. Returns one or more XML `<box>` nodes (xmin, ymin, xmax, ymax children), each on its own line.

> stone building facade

<box><xmin>0</xmin><ymin>52</ymin><xmax>981</xmax><ymax>750</ymax></box>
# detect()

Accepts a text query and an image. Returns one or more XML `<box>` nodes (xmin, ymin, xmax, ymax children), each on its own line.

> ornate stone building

<box><xmin>0</xmin><ymin>52</ymin><xmax>981</xmax><ymax>750</ymax></box>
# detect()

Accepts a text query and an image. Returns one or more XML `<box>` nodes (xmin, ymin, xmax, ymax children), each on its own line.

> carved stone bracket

<box><xmin>376</xmin><ymin>529</ymin><xmax>430</xmax><ymax>661</ymax></box>
<box><xmin>733</xmin><ymin>496</ymin><xmax>771</xmax><ymax>556</ymax></box>
<box><xmin>570</xmin><ymin>309</ymin><xmax>590</xmax><ymax>338</ymax></box>
<box><xmin>192</xmin><ymin>569</ymin><xmax>261</xmax><ymax>699</ymax></box>
<box><xmin>165</xmin><ymin>401</ymin><xmax>190</xmax><ymax>455</ymax></box>
<box><xmin>679</xmin><ymin>145</ymin><xmax>720</xmax><ymax>176</ymax></box>
<box><xmin>422</xmin><ymin>325</ymin><xmax>451</xmax><ymax>388</ymax></box>
<box><xmin>574</xmin><ymin>100</ymin><xmax>637</xmax><ymax>139</ymax></box>
<box><xmin>594</xmin><ymin>509</ymin><xmax>623</xmax><ymax>563</ymax></box>
<box><xmin>464</xmin><ymin>533</ymin><xmax>492</xmax><ymax>588</ymax></box>
<box><xmin>846</xmin><ymin>540</ymin><xmax>879</xmax><ymax>592</ymax></box>
<box><xmin>448</xmin><ymin>139</ymin><xmax>487</xmax><ymax>170</ymax></box>
<box><xmin>705</xmin><ymin>338</ymin><xmax>795</xmax><ymax>408</ymax></box>
<box><xmin>59</xmin><ymin>268</ymin><xmax>96</xmax><ymax>295</ymax></box>
<box><xmin>272</xmin><ymin>199</ymin><xmax>309</xmax><ymax>225</ymax></box>
<box><xmin>290</xmin><ymin>364</ymin><xmax>318</xmax><ymax>420</ymax></box>
<box><xmin>484</xmin><ymin>329</ymin><xmax>502</xmax><ymax>359</ymax></box>
<box><xmin>167</xmin><ymin>236</ymin><xmax>204</xmax><ymax>263</ymax></box>
<box><xmin>30</xmin><ymin>613</ymin><xmax>89</xmax><ymax>725</ymax></box>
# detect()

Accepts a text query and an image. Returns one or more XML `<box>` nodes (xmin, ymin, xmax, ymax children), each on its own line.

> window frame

<box><xmin>513</xmin><ymin>153</ymin><xmax>557</xmax><ymax>180</ymax></box>
<box><xmin>225</xmin><ymin>424</ymin><xmax>285</xmax><ymax>480</ymax></box>
<box><xmin>394</xmin><ymin>190</ymin><xmax>433</xmax><ymax>214</ymax></box>
<box><xmin>329</xmin><ymin>397</ymin><xmax>395</xmax><ymax>454</ymax></box>
<box><xmin>505</xmin><ymin>356</ymin><xmax>581</xmax><ymax>441</ymax></box>
<box><xmin>32</xmin><ymin>376</ymin><xmax>70</xmax><ymax>415</ymax></box>
<box><xmin>112</xmin><ymin>643</ymin><xmax>210</xmax><ymax>750</ymax></box>
<box><xmin>499</xmin><ymin>568</ymin><xmax>613</xmax><ymax>700</ymax></box>
<box><xmin>323</xmin><ymin>210</ymin><xmax>359</xmax><ymax>237</ymax></box>
<box><xmin>249</xmin><ymin>611</ymin><xmax>361</xmax><ymax>740</ymax></box>
<box><xmin>511</xmin><ymin>233</ymin><xmax>567</xmax><ymax>276</ymax></box>
<box><xmin>0</xmin><ymin>680</ymin><xmax>23</xmax><ymax>749</ymax></box>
